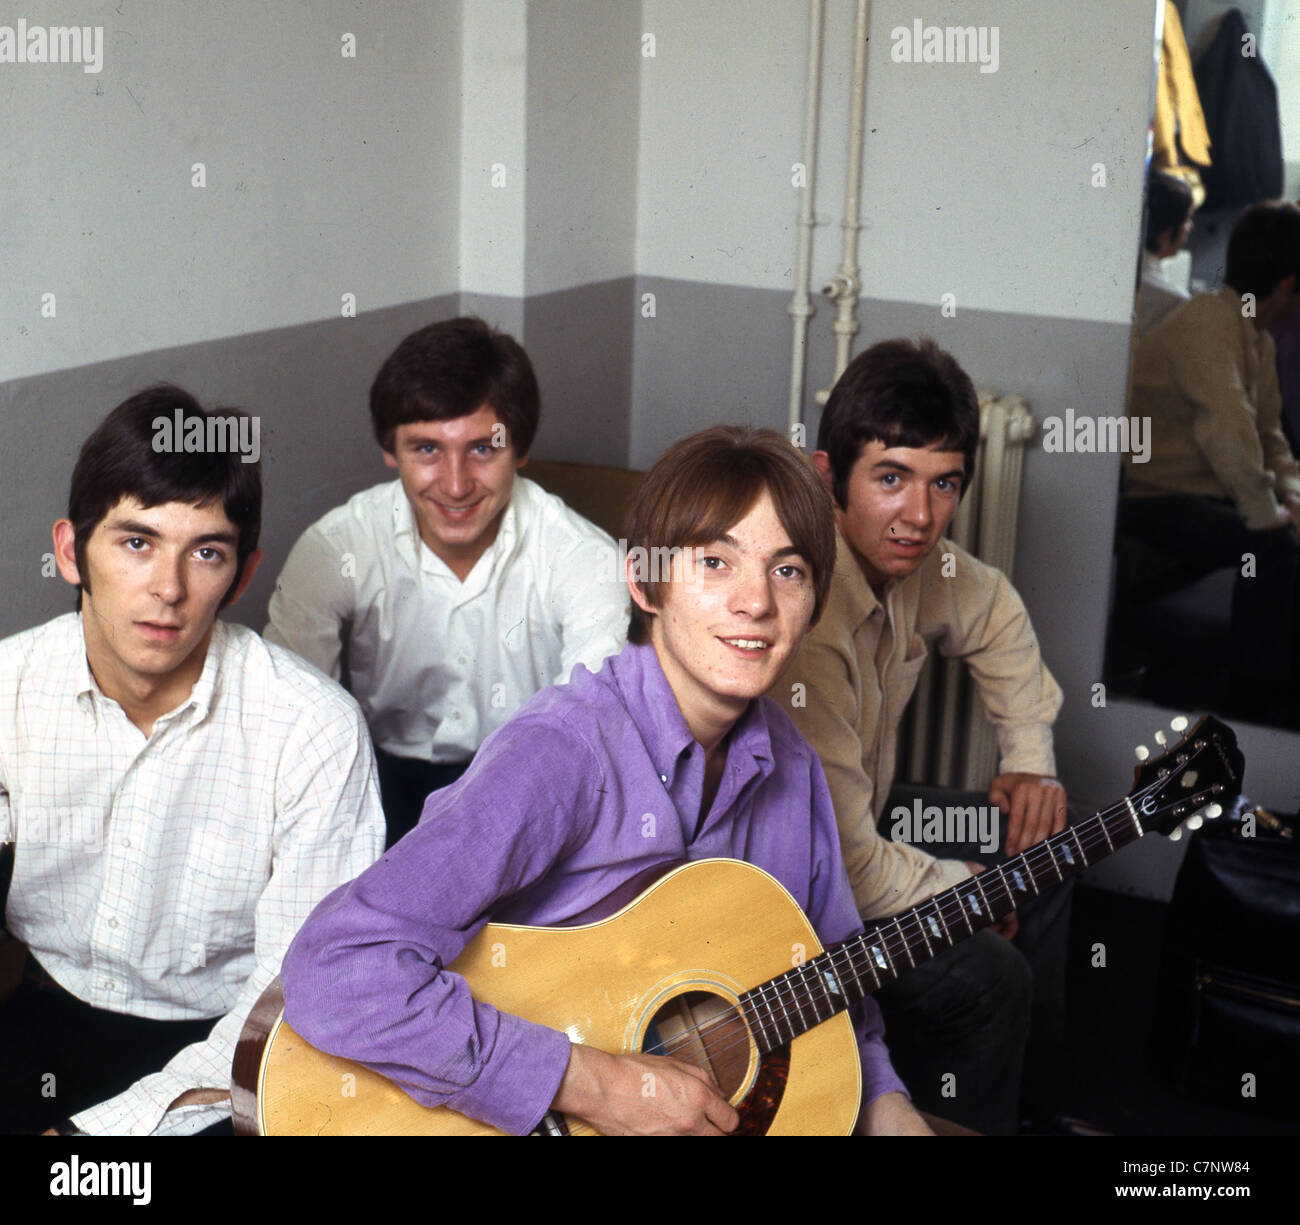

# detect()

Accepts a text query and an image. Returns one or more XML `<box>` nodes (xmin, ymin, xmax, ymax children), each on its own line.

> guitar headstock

<box><xmin>1129</xmin><ymin>715</ymin><xmax>1244</xmax><ymax>840</ymax></box>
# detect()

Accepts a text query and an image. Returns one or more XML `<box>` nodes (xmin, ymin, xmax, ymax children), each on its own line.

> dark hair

<box><xmin>816</xmin><ymin>337</ymin><xmax>979</xmax><ymax>511</ymax></box>
<box><xmin>369</xmin><ymin>316</ymin><xmax>540</xmax><ymax>456</ymax></box>
<box><xmin>67</xmin><ymin>384</ymin><xmax>262</xmax><ymax>608</ymax></box>
<box><xmin>1145</xmin><ymin>171</ymin><xmax>1194</xmax><ymax>253</ymax></box>
<box><xmin>624</xmin><ymin>426</ymin><xmax>836</xmax><ymax>645</ymax></box>
<box><xmin>1225</xmin><ymin>200</ymin><xmax>1300</xmax><ymax>300</ymax></box>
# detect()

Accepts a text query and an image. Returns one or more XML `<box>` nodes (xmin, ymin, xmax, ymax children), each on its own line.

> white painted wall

<box><xmin>1</xmin><ymin>0</ymin><xmax>462</xmax><ymax>383</ymax></box>
<box><xmin>636</xmin><ymin>0</ymin><xmax>1153</xmax><ymax>326</ymax></box>
<box><xmin>635</xmin><ymin>0</ymin><xmax>804</xmax><ymax>296</ymax></box>
<box><xmin>524</xmin><ymin>0</ymin><xmax>640</xmax><ymax>296</ymax></box>
<box><xmin>460</xmin><ymin>0</ymin><xmax>528</xmax><ymax>298</ymax></box>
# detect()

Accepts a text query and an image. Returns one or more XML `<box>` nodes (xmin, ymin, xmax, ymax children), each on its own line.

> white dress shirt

<box><xmin>0</xmin><ymin>614</ymin><xmax>385</xmax><ymax>1136</ymax></box>
<box><xmin>264</xmin><ymin>476</ymin><xmax>629</xmax><ymax>761</ymax></box>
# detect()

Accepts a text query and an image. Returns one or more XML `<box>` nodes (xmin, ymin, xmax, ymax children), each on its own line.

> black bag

<box><xmin>1150</xmin><ymin>807</ymin><xmax>1300</xmax><ymax>1120</ymax></box>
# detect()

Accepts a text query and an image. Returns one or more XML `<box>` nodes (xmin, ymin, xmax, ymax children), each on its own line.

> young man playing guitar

<box><xmin>281</xmin><ymin>426</ymin><xmax>931</xmax><ymax>1135</ymax></box>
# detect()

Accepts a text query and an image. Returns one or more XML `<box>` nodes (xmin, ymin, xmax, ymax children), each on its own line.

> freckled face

<box><xmin>829</xmin><ymin>441</ymin><xmax>965</xmax><ymax>587</ymax></box>
<box><xmin>634</xmin><ymin>491</ymin><xmax>816</xmax><ymax>734</ymax></box>
<box><xmin>383</xmin><ymin>404</ymin><xmax>524</xmax><ymax>577</ymax></box>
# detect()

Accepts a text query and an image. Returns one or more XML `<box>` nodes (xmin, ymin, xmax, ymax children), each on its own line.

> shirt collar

<box><xmin>833</xmin><ymin>528</ymin><xmax>886</xmax><ymax>631</ymax></box>
<box><xmin>608</xmin><ymin>641</ymin><xmax>776</xmax><ymax>786</ymax></box>
<box><xmin>390</xmin><ymin>477</ymin><xmax>522</xmax><ymax>579</ymax></box>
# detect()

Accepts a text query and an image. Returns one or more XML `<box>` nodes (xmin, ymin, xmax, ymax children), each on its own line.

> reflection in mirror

<box><xmin>1106</xmin><ymin>0</ymin><xmax>1300</xmax><ymax>730</ymax></box>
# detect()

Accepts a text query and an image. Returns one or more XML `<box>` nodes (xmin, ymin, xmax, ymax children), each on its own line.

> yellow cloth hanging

<box><xmin>1152</xmin><ymin>0</ymin><xmax>1211</xmax><ymax>205</ymax></box>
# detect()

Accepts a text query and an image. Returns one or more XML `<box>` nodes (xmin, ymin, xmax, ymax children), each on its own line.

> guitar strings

<box><xmin>555</xmin><ymin>783</ymin><xmax>1188</xmax><ymax>1135</ymax></box>
<box><xmin>613</xmin><ymin>820</ymin><xmax>1121</xmax><ymax>1106</ymax></box>
<box><xmin>591</xmin><ymin>821</ymin><xmax>1098</xmax><ymax>1085</ymax></box>
<box><xmin>551</xmin><ymin>771</ymin><xmax>1204</xmax><ymax>1132</ymax></box>
<box><xmin>629</xmin><ymin>774</ymin><xmax>1182</xmax><ymax>1068</ymax></box>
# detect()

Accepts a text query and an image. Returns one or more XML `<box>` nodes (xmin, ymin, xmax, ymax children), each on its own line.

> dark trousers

<box><xmin>871</xmin><ymin>783</ymin><xmax>1074</xmax><ymax>1136</ymax></box>
<box><xmin>374</xmin><ymin>747</ymin><xmax>470</xmax><ymax>849</ymax></box>
<box><xmin>1117</xmin><ymin>495</ymin><xmax>1299</xmax><ymax>721</ymax></box>
<box><xmin>0</xmin><ymin>957</ymin><xmax>224</xmax><ymax>1134</ymax></box>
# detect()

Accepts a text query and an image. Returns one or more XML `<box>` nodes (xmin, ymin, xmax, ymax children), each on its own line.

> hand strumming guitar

<box><xmin>553</xmin><ymin>1044</ymin><xmax>740</xmax><ymax>1136</ymax></box>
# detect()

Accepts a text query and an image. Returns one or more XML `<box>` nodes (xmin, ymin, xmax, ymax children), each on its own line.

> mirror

<box><xmin>1104</xmin><ymin>0</ymin><xmax>1300</xmax><ymax>731</ymax></box>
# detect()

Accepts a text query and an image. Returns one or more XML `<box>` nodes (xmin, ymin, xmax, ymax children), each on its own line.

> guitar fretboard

<box><xmin>737</xmin><ymin>796</ymin><xmax>1149</xmax><ymax>1054</ymax></box>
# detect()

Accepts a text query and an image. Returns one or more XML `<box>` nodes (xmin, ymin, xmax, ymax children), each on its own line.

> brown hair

<box><xmin>68</xmin><ymin>385</ymin><xmax>262</xmax><ymax>610</ymax></box>
<box><xmin>625</xmin><ymin>426</ymin><xmax>836</xmax><ymax>644</ymax></box>
<box><xmin>369</xmin><ymin>316</ymin><xmax>540</xmax><ymax>456</ymax></box>
<box><xmin>817</xmin><ymin>337</ymin><xmax>979</xmax><ymax>511</ymax></box>
<box><xmin>1226</xmin><ymin>200</ymin><xmax>1300</xmax><ymax>301</ymax></box>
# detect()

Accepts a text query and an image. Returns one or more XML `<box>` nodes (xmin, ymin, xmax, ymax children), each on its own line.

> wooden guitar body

<box><xmin>236</xmin><ymin>859</ymin><xmax>862</xmax><ymax>1136</ymax></box>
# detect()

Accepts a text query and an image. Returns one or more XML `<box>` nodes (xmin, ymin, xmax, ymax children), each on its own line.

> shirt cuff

<box><xmin>996</xmin><ymin>724</ymin><xmax>1057</xmax><ymax>778</ymax></box>
<box><xmin>71</xmin><ymin>1075</ymin><xmax>211</xmax><ymax>1137</ymax></box>
<box><xmin>860</xmin><ymin>1036</ymin><xmax>910</xmax><ymax>1107</ymax></box>
<box><xmin>1239</xmin><ymin>488</ymin><xmax>1283</xmax><ymax>532</ymax></box>
<box><xmin>444</xmin><ymin>1009</ymin><xmax>574</xmax><ymax>1136</ymax></box>
<box><xmin>934</xmin><ymin>856</ymin><xmax>976</xmax><ymax>890</ymax></box>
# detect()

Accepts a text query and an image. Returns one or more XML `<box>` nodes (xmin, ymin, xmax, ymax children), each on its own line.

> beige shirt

<box><xmin>1126</xmin><ymin>287</ymin><xmax>1300</xmax><ymax>529</ymax></box>
<box><xmin>778</xmin><ymin>532</ymin><xmax>1062</xmax><ymax>921</ymax></box>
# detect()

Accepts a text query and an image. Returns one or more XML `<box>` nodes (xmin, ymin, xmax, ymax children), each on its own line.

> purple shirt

<box><xmin>281</xmin><ymin>641</ymin><xmax>905</xmax><ymax>1135</ymax></box>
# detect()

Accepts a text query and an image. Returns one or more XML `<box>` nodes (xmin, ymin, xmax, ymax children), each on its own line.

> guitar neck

<box><xmin>738</xmin><ymin>798</ymin><xmax>1146</xmax><ymax>1054</ymax></box>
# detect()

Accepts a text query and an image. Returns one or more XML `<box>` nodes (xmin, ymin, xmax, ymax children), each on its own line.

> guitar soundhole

<box><xmin>640</xmin><ymin>991</ymin><xmax>790</xmax><ymax>1135</ymax></box>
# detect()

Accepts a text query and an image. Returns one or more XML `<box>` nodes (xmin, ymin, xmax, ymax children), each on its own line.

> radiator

<box><xmin>897</xmin><ymin>392</ymin><xmax>1037</xmax><ymax>791</ymax></box>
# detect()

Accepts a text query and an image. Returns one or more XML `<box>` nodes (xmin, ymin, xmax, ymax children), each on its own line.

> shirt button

<box><xmin>107</xmin><ymin>918</ymin><xmax>118</xmax><ymax>929</ymax></box>
<box><xmin>103</xmin><ymin>980</ymin><xmax>114</xmax><ymax>990</ymax></box>
<box><xmin>659</xmin><ymin>774</ymin><xmax>668</xmax><ymax>784</ymax></box>
<box><xmin>120</xmin><ymin>838</ymin><xmax>131</xmax><ymax>848</ymax></box>
<box><xmin>451</xmin><ymin>710</ymin><xmax>461</xmax><ymax>720</ymax></box>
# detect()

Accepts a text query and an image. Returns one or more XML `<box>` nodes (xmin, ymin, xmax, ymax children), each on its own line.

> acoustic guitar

<box><xmin>232</xmin><ymin>714</ymin><xmax>1243</xmax><ymax>1136</ymax></box>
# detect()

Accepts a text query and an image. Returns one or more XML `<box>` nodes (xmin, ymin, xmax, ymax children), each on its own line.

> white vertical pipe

<box><xmin>816</xmin><ymin>0</ymin><xmax>871</xmax><ymax>404</ymax></box>
<box><xmin>787</xmin><ymin>0</ymin><xmax>825</xmax><ymax>433</ymax></box>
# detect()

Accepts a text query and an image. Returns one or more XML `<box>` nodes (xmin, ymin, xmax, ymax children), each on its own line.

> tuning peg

<box><xmin>1205</xmin><ymin>803</ymin><xmax>1223</xmax><ymax>819</ymax></box>
<box><xmin>1186</xmin><ymin>814</ymin><xmax>1204</xmax><ymax>831</ymax></box>
<box><xmin>1135</xmin><ymin>744</ymin><xmax>1150</xmax><ymax>761</ymax></box>
<box><xmin>1169</xmin><ymin>826</ymin><xmax>1183</xmax><ymax>841</ymax></box>
<box><xmin>1154</xmin><ymin>730</ymin><xmax>1168</xmax><ymax>747</ymax></box>
<box><xmin>1171</xmin><ymin>715</ymin><xmax>1189</xmax><ymax>733</ymax></box>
